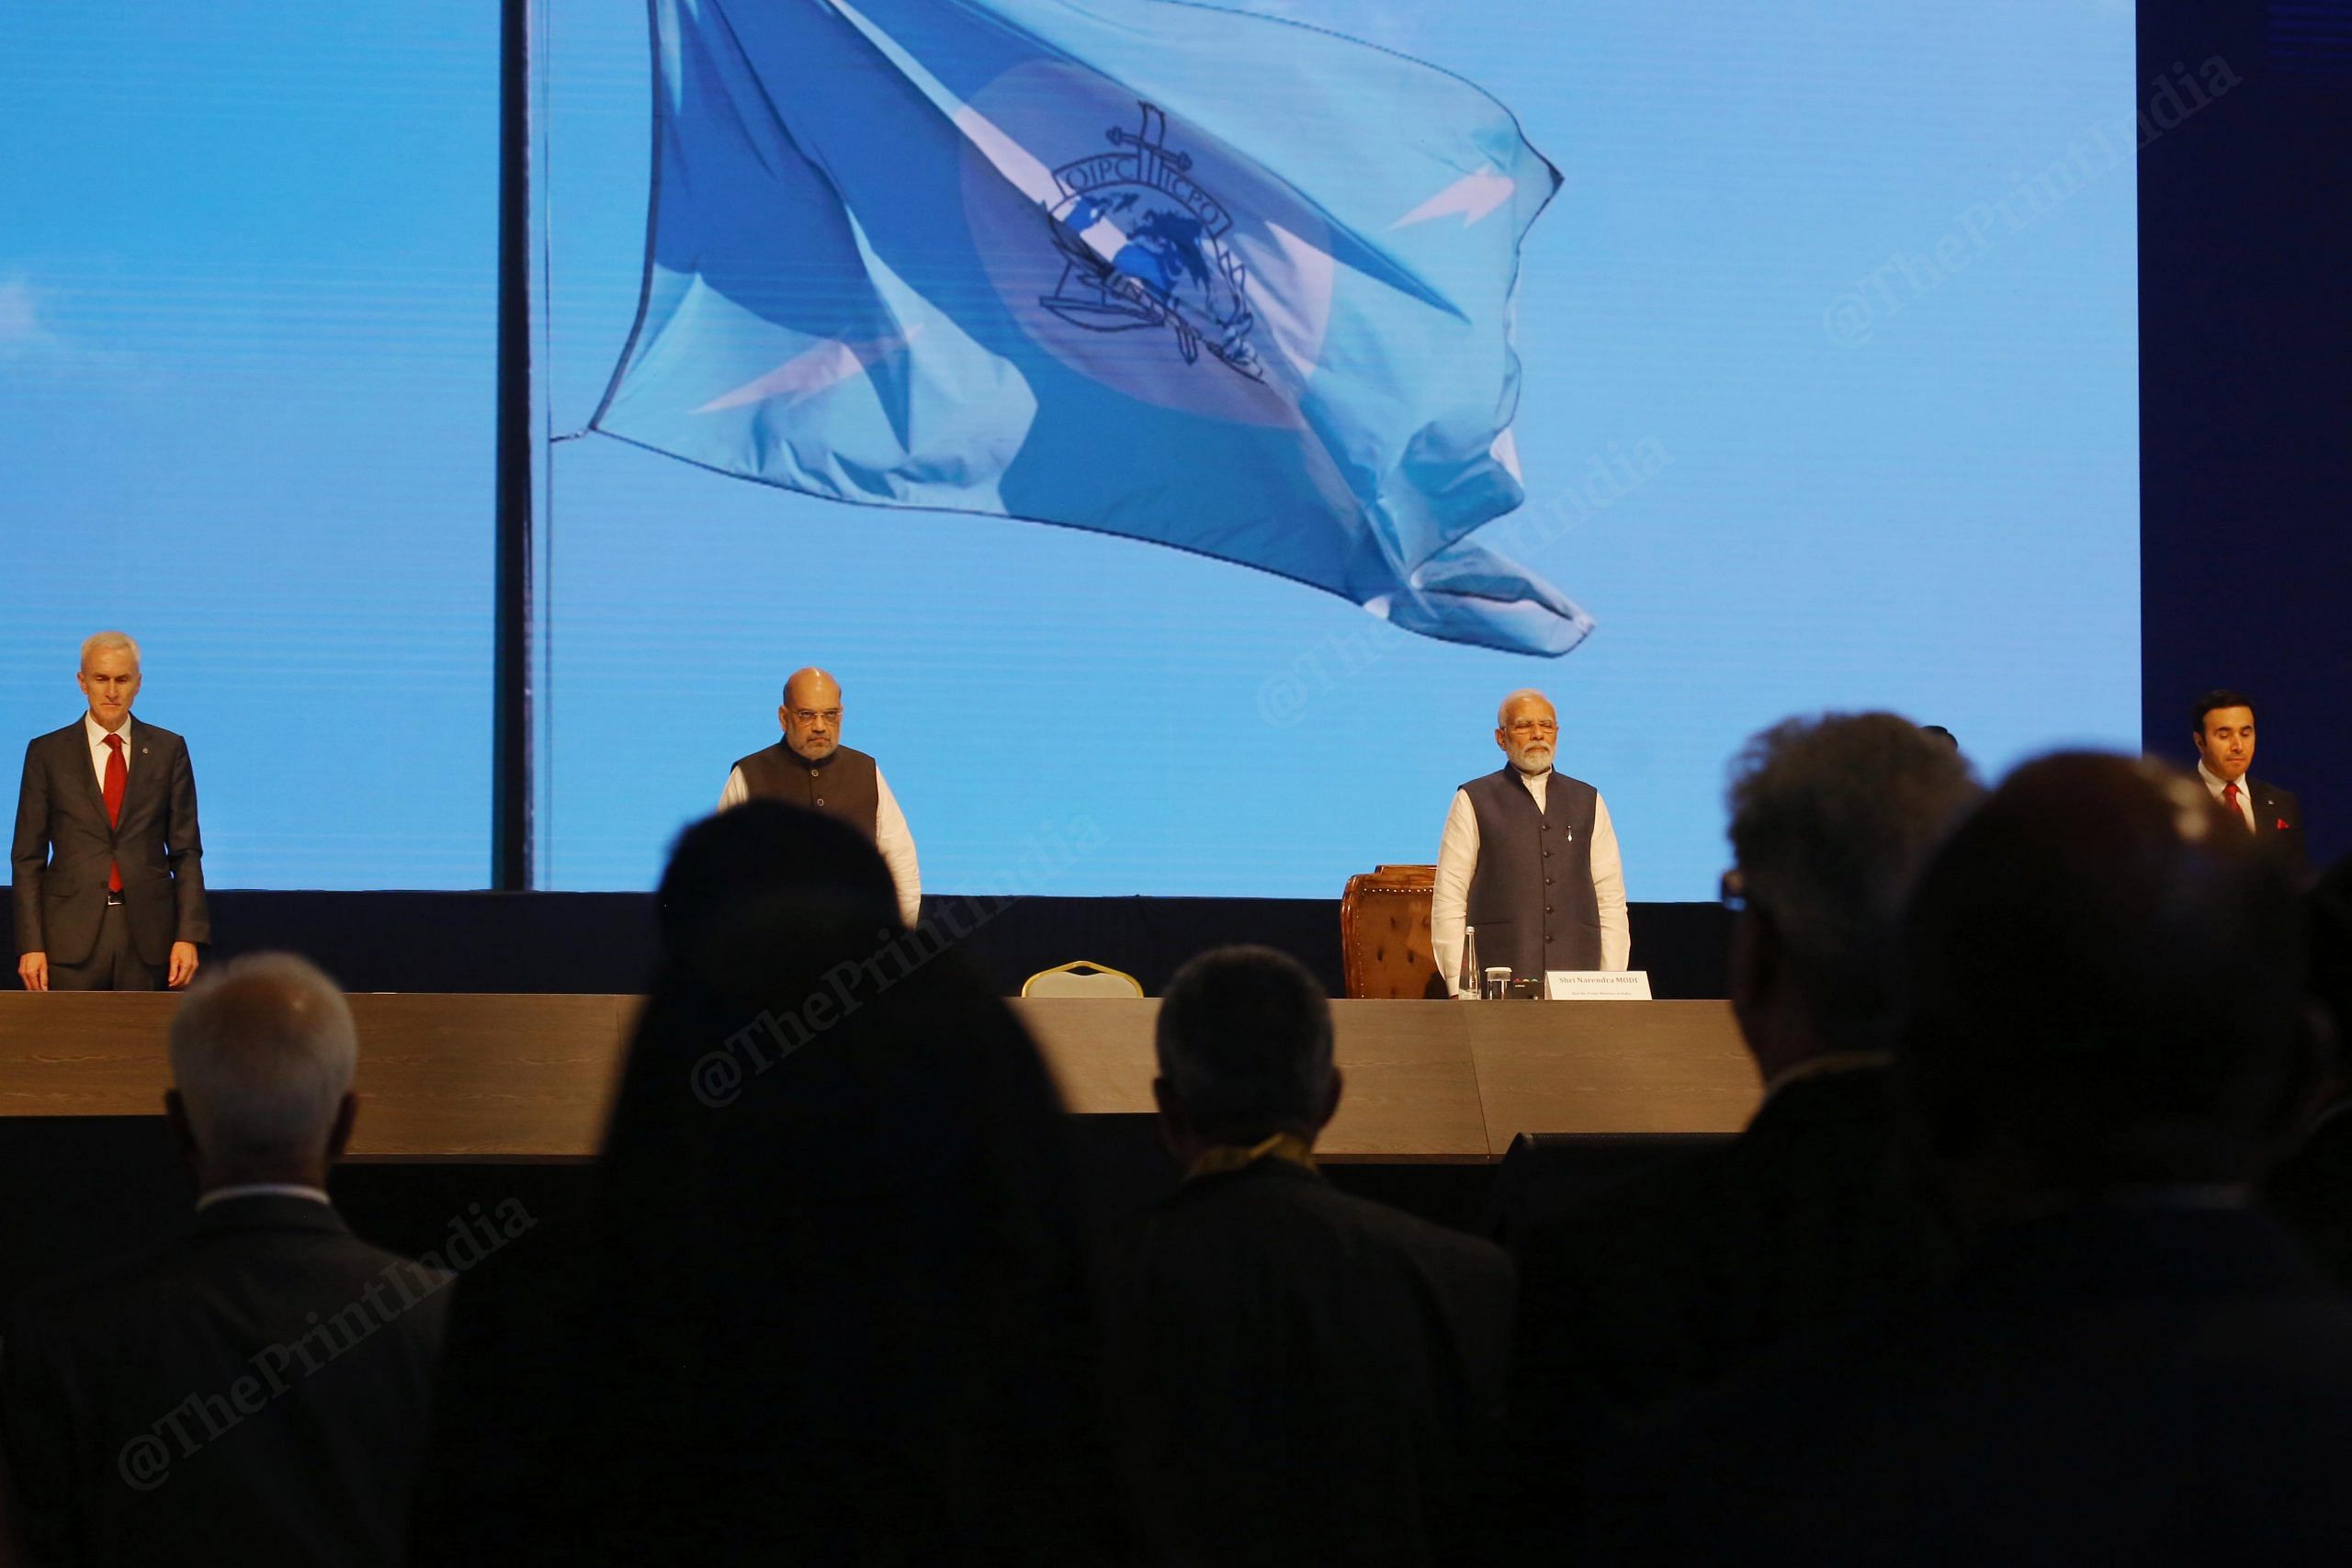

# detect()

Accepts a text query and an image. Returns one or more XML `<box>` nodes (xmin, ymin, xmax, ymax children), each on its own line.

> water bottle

<box><xmin>1458</xmin><ymin>925</ymin><xmax>1480</xmax><ymax>999</ymax></box>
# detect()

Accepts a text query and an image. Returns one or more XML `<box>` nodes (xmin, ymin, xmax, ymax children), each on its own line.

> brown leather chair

<box><xmin>1339</xmin><ymin>864</ymin><xmax>1450</xmax><ymax>999</ymax></box>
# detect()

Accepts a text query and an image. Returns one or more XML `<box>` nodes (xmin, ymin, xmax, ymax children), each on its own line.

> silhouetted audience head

<box><xmin>655</xmin><ymin>799</ymin><xmax>899</xmax><ymax>963</ymax></box>
<box><xmin>165</xmin><ymin>951</ymin><xmax>358</xmax><ymax>1189</ymax></box>
<box><xmin>1154</xmin><ymin>946</ymin><xmax>1340</xmax><ymax>1156</ymax></box>
<box><xmin>1723</xmin><ymin>714</ymin><xmax>1979</xmax><ymax>1067</ymax></box>
<box><xmin>1920</xmin><ymin>724</ymin><xmax>1960</xmax><ymax>750</ymax></box>
<box><xmin>577</xmin><ymin>889</ymin><xmax>1115</xmax><ymax>1563</ymax></box>
<box><xmin>1902</xmin><ymin>752</ymin><xmax>2311</xmax><ymax>1195</ymax></box>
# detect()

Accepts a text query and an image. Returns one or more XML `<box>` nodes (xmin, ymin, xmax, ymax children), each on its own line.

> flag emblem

<box><xmin>593</xmin><ymin>0</ymin><xmax>1593</xmax><ymax>655</ymax></box>
<box><xmin>1041</xmin><ymin>103</ymin><xmax>1261</xmax><ymax>380</ymax></box>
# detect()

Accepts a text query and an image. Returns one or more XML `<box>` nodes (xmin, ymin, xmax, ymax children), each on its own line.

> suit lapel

<box><xmin>57</xmin><ymin>721</ymin><xmax>110</xmax><ymax>828</ymax></box>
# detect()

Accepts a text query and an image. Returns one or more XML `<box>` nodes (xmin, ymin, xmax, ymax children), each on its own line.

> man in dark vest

<box><xmin>1432</xmin><ymin>688</ymin><xmax>1627</xmax><ymax>991</ymax></box>
<box><xmin>718</xmin><ymin>667</ymin><xmax>921</xmax><ymax>926</ymax></box>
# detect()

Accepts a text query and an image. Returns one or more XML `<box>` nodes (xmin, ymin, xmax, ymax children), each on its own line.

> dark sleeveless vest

<box><xmin>733</xmin><ymin>742</ymin><xmax>881</xmax><ymax>840</ymax></box>
<box><xmin>1461</xmin><ymin>765</ymin><xmax>1601</xmax><ymax>979</ymax></box>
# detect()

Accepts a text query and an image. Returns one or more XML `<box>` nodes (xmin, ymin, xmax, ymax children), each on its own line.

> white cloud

<box><xmin>0</xmin><ymin>275</ymin><xmax>142</xmax><ymax>378</ymax></box>
<box><xmin>0</xmin><ymin>276</ymin><xmax>56</xmax><ymax>355</ymax></box>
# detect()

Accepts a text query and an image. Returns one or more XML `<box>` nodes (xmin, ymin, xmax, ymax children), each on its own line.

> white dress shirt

<box><xmin>85</xmin><ymin>711</ymin><xmax>133</xmax><ymax>789</ymax></box>
<box><xmin>1431</xmin><ymin>767</ymin><xmax>1629</xmax><ymax>995</ymax></box>
<box><xmin>719</xmin><ymin>760</ymin><xmax>923</xmax><ymax>927</ymax></box>
<box><xmin>2196</xmin><ymin>759</ymin><xmax>2257</xmax><ymax>832</ymax></box>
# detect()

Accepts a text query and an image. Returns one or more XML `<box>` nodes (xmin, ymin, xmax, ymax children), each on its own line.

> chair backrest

<box><xmin>1478</xmin><ymin>1131</ymin><xmax>1736</xmax><ymax>1249</ymax></box>
<box><xmin>1339</xmin><ymin>863</ymin><xmax>1448</xmax><ymax>998</ymax></box>
<box><xmin>1020</xmin><ymin>961</ymin><xmax>1146</xmax><ymax>998</ymax></box>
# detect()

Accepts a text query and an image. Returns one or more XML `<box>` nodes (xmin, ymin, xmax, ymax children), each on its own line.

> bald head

<box><xmin>783</xmin><ymin>668</ymin><xmax>839</xmax><ymax>708</ymax></box>
<box><xmin>1902</xmin><ymin>753</ymin><xmax>2309</xmax><ymax>1189</ymax></box>
<box><xmin>167</xmin><ymin>953</ymin><xmax>358</xmax><ymax>1186</ymax></box>
<box><xmin>779</xmin><ymin>667</ymin><xmax>844</xmax><ymax>761</ymax></box>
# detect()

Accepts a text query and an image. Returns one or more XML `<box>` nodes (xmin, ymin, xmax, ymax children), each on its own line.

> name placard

<box><xmin>1544</xmin><ymin>970</ymin><xmax>1654</xmax><ymax>1001</ymax></box>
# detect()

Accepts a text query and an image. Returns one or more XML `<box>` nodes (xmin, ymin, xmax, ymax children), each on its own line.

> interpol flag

<box><xmin>593</xmin><ymin>0</ymin><xmax>1586</xmax><ymax>655</ymax></box>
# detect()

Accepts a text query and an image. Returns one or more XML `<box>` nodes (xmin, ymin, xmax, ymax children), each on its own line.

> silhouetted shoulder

<box><xmin>1109</xmin><ymin>1161</ymin><xmax>1513</xmax><ymax>1318</ymax></box>
<box><xmin>10</xmin><ymin>1199</ymin><xmax>447</xmax><ymax>1335</ymax></box>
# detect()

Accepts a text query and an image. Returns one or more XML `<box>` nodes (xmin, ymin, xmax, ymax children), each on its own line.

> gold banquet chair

<box><xmin>1020</xmin><ymin>961</ymin><xmax>1146</xmax><ymax>998</ymax></box>
<box><xmin>1340</xmin><ymin>864</ymin><xmax>1449</xmax><ymax>999</ymax></box>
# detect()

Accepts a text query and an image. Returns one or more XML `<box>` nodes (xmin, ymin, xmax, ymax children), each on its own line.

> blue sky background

<box><xmin>3</xmin><ymin>1</ymin><xmax>2138</xmax><ymax>897</ymax></box>
<box><xmin>1</xmin><ymin>5</ymin><xmax>498</xmax><ymax>886</ymax></box>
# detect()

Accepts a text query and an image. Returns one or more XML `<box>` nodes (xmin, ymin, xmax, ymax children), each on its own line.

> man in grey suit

<box><xmin>12</xmin><ymin>631</ymin><xmax>207</xmax><ymax>990</ymax></box>
<box><xmin>1</xmin><ymin>952</ymin><xmax>455</xmax><ymax>1566</ymax></box>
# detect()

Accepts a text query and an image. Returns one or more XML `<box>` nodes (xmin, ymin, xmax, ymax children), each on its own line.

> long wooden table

<box><xmin>0</xmin><ymin>994</ymin><xmax>1758</xmax><ymax>1163</ymax></box>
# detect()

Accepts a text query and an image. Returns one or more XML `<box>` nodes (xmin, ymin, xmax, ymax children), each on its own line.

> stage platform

<box><xmin>0</xmin><ymin>993</ymin><xmax>1758</xmax><ymax>1162</ymax></box>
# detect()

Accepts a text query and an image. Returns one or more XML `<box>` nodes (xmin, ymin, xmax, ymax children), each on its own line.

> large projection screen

<box><xmin>537</xmin><ymin>0</ymin><xmax>2139</xmax><ymax>899</ymax></box>
<box><xmin>3</xmin><ymin>2</ymin><xmax>2139</xmax><ymax>897</ymax></box>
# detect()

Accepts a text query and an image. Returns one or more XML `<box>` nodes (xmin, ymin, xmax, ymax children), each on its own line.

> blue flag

<box><xmin>594</xmin><ymin>0</ymin><xmax>1588</xmax><ymax>654</ymax></box>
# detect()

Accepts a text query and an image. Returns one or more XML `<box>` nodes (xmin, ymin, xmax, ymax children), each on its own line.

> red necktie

<box><xmin>2222</xmin><ymin>780</ymin><xmax>2247</xmax><ymax>831</ymax></box>
<box><xmin>103</xmin><ymin>734</ymin><xmax>126</xmax><ymax>892</ymax></box>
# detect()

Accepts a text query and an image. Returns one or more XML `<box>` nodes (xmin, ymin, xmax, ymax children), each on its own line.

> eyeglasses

<box><xmin>1719</xmin><ymin>868</ymin><xmax>1751</xmax><ymax>914</ymax></box>
<box><xmin>1506</xmin><ymin>720</ymin><xmax>1558</xmax><ymax>737</ymax></box>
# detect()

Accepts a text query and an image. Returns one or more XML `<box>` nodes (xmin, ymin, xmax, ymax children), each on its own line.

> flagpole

<box><xmin>492</xmin><ymin>0</ymin><xmax>535</xmax><ymax>890</ymax></box>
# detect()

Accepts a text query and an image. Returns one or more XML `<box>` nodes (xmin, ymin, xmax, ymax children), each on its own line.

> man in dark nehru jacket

<box><xmin>2190</xmin><ymin>687</ymin><xmax>2304</xmax><ymax>874</ymax></box>
<box><xmin>1432</xmin><ymin>687</ymin><xmax>1628</xmax><ymax>992</ymax></box>
<box><xmin>718</xmin><ymin>666</ymin><xmax>921</xmax><ymax>926</ymax></box>
<box><xmin>13</xmin><ymin>630</ymin><xmax>208</xmax><ymax>991</ymax></box>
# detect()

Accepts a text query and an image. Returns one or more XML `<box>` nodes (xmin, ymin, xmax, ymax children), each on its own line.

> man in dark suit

<box><xmin>0</xmin><ymin>953</ymin><xmax>453</xmax><ymax>1567</ymax></box>
<box><xmin>1581</xmin><ymin>754</ymin><xmax>2352</xmax><ymax>1566</ymax></box>
<box><xmin>1100</xmin><ymin>946</ymin><xmax>1514</xmax><ymax>1567</ymax></box>
<box><xmin>2192</xmin><ymin>686</ymin><xmax>2305</xmax><ymax>874</ymax></box>
<box><xmin>12</xmin><ymin>631</ymin><xmax>208</xmax><ymax>990</ymax></box>
<box><xmin>1507</xmin><ymin>715</ymin><xmax>1978</xmax><ymax>1483</ymax></box>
